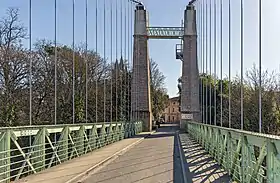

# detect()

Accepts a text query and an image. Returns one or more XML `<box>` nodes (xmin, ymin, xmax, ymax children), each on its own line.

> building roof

<box><xmin>169</xmin><ymin>96</ymin><xmax>179</xmax><ymax>101</ymax></box>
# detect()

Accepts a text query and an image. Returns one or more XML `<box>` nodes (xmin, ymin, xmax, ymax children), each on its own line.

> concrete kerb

<box><xmin>66</xmin><ymin>131</ymin><xmax>156</xmax><ymax>183</ymax></box>
<box><xmin>176</xmin><ymin>131</ymin><xmax>188</xmax><ymax>183</ymax></box>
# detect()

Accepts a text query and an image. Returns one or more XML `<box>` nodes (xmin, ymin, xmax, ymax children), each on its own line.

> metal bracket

<box><xmin>176</xmin><ymin>44</ymin><xmax>183</xmax><ymax>61</ymax></box>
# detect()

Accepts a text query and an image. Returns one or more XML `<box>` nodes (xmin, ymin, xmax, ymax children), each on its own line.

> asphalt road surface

<box><xmin>80</xmin><ymin>123</ymin><xmax>185</xmax><ymax>183</ymax></box>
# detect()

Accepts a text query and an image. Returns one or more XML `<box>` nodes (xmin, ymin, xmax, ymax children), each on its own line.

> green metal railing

<box><xmin>0</xmin><ymin>121</ymin><xmax>142</xmax><ymax>183</ymax></box>
<box><xmin>186</xmin><ymin>121</ymin><xmax>280</xmax><ymax>183</ymax></box>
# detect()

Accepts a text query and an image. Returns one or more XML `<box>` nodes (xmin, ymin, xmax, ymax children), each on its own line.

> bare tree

<box><xmin>0</xmin><ymin>8</ymin><xmax>28</xmax><ymax>126</ymax></box>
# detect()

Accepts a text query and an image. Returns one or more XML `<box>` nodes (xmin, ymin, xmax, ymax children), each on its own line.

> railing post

<box><xmin>31</xmin><ymin>128</ymin><xmax>46</xmax><ymax>172</ymax></box>
<box><xmin>220</xmin><ymin>132</ymin><xmax>228</xmax><ymax>167</ymax></box>
<box><xmin>108</xmin><ymin>124</ymin><xmax>113</xmax><ymax>144</ymax></box>
<box><xmin>124</xmin><ymin>122</ymin><xmax>129</xmax><ymax>138</ymax></box>
<box><xmin>135</xmin><ymin>122</ymin><xmax>140</xmax><ymax>134</ymax></box>
<box><xmin>112</xmin><ymin>124</ymin><xmax>117</xmax><ymax>143</ymax></box>
<box><xmin>128</xmin><ymin>122</ymin><xmax>133</xmax><ymax>137</ymax></box>
<box><xmin>127</xmin><ymin>122</ymin><xmax>131</xmax><ymax>138</ymax></box>
<box><xmin>226</xmin><ymin>133</ymin><xmax>232</xmax><ymax>174</ymax></box>
<box><xmin>100</xmin><ymin>124</ymin><xmax>106</xmax><ymax>147</ymax></box>
<box><xmin>89</xmin><ymin>125</ymin><xmax>97</xmax><ymax>150</ymax></box>
<box><xmin>114</xmin><ymin>124</ymin><xmax>120</xmax><ymax>142</ymax></box>
<box><xmin>267</xmin><ymin>141</ymin><xmax>280</xmax><ymax>182</ymax></box>
<box><xmin>77</xmin><ymin>126</ymin><xmax>85</xmax><ymax>155</ymax></box>
<box><xmin>127</xmin><ymin>123</ymin><xmax>131</xmax><ymax>138</ymax></box>
<box><xmin>138</xmin><ymin>122</ymin><xmax>142</xmax><ymax>133</ymax></box>
<box><xmin>120</xmin><ymin>123</ymin><xmax>125</xmax><ymax>140</ymax></box>
<box><xmin>139</xmin><ymin>121</ymin><xmax>143</xmax><ymax>133</ymax></box>
<box><xmin>230</xmin><ymin>137</ymin><xmax>242</xmax><ymax>178</ymax></box>
<box><xmin>131</xmin><ymin>122</ymin><xmax>136</xmax><ymax>136</ymax></box>
<box><xmin>267</xmin><ymin>141</ymin><xmax>274</xmax><ymax>182</ymax></box>
<box><xmin>133</xmin><ymin>122</ymin><xmax>137</xmax><ymax>135</ymax></box>
<box><xmin>57</xmin><ymin>127</ymin><xmax>69</xmax><ymax>163</ymax></box>
<box><xmin>0</xmin><ymin>130</ymin><xmax>11</xmax><ymax>183</ymax></box>
<box><xmin>213</xmin><ymin>128</ymin><xmax>219</xmax><ymax>161</ymax></box>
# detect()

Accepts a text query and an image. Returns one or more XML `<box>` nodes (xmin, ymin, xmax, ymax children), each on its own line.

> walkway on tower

<box><xmin>15</xmin><ymin>124</ymin><xmax>230</xmax><ymax>183</ymax></box>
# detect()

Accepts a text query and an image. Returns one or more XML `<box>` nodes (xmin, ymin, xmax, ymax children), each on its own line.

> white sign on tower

<box><xmin>181</xmin><ymin>113</ymin><xmax>193</xmax><ymax>120</ymax></box>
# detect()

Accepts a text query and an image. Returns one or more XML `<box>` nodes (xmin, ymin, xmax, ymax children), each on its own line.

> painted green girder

<box><xmin>0</xmin><ymin>121</ymin><xmax>142</xmax><ymax>183</ymax></box>
<box><xmin>186</xmin><ymin>121</ymin><xmax>280</xmax><ymax>183</ymax></box>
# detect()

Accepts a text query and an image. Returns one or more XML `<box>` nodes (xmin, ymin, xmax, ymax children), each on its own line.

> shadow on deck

<box><xmin>179</xmin><ymin>133</ymin><xmax>231</xmax><ymax>183</ymax></box>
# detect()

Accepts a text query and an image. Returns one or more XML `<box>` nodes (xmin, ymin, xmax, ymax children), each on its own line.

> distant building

<box><xmin>163</xmin><ymin>97</ymin><xmax>181</xmax><ymax>122</ymax></box>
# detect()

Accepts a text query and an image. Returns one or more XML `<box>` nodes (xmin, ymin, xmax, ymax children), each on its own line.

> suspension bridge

<box><xmin>0</xmin><ymin>0</ymin><xmax>279</xmax><ymax>182</ymax></box>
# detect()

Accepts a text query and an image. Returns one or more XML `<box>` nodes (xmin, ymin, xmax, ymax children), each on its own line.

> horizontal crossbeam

<box><xmin>0</xmin><ymin>123</ymin><xmax>120</xmax><ymax>137</ymax></box>
<box><xmin>147</xmin><ymin>27</ymin><xmax>184</xmax><ymax>39</ymax></box>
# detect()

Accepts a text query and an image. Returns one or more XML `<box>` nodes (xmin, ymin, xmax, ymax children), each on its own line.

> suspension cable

<box><xmin>120</xmin><ymin>0</ymin><xmax>123</xmax><ymax>121</ymax></box>
<box><xmin>130</xmin><ymin>1</ymin><xmax>134</xmax><ymax>121</ymax></box>
<box><xmin>95</xmin><ymin>0</ymin><xmax>98</xmax><ymax>122</ymax></box>
<box><xmin>29</xmin><ymin>0</ymin><xmax>32</xmax><ymax>127</ymax></box>
<box><xmin>258</xmin><ymin>0</ymin><xmax>262</xmax><ymax>133</ymax></box>
<box><xmin>115</xmin><ymin>0</ymin><xmax>118</xmax><ymax>121</ymax></box>
<box><xmin>103</xmin><ymin>0</ymin><xmax>106</xmax><ymax>122</ymax></box>
<box><xmin>214</xmin><ymin>0</ymin><xmax>217</xmax><ymax>126</ymax></box>
<box><xmin>54</xmin><ymin>0</ymin><xmax>57</xmax><ymax>126</ymax></box>
<box><xmin>28</xmin><ymin>0</ymin><xmax>32</xmax><ymax>160</ymax></box>
<box><xmin>240</xmin><ymin>1</ymin><xmax>244</xmax><ymax>181</ymax></box>
<box><xmin>131</xmin><ymin>1</ymin><xmax>133</xmax><ymax>122</ymax></box>
<box><xmin>220</xmin><ymin>0</ymin><xmax>223</xmax><ymax>127</ymax></box>
<box><xmin>72</xmin><ymin>0</ymin><xmax>75</xmax><ymax>124</ymax></box>
<box><xmin>199</xmin><ymin>0</ymin><xmax>203</xmax><ymax>123</ymax></box>
<box><xmin>205</xmin><ymin>0</ymin><xmax>208</xmax><ymax>124</ymax></box>
<box><xmin>85</xmin><ymin>0</ymin><xmax>88</xmax><ymax>123</ymax></box>
<box><xmin>136</xmin><ymin>1</ymin><xmax>138</xmax><ymax>122</ymax></box>
<box><xmin>124</xmin><ymin>0</ymin><xmax>127</xmax><ymax>122</ymax></box>
<box><xmin>134</xmin><ymin>1</ymin><xmax>138</xmax><ymax>121</ymax></box>
<box><xmin>127</xmin><ymin>1</ymin><xmax>130</xmax><ymax>122</ymax></box>
<box><xmin>202</xmin><ymin>0</ymin><xmax>206</xmax><ymax>124</ymax></box>
<box><xmin>54</xmin><ymin>0</ymin><xmax>58</xmax><ymax>151</ymax></box>
<box><xmin>209</xmin><ymin>0</ymin><xmax>212</xmax><ymax>125</ymax></box>
<box><xmin>228</xmin><ymin>0</ymin><xmax>231</xmax><ymax>128</ymax></box>
<box><xmin>240</xmin><ymin>0</ymin><xmax>244</xmax><ymax>130</ymax></box>
<box><xmin>110</xmin><ymin>0</ymin><xmax>113</xmax><ymax>122</ymax></box>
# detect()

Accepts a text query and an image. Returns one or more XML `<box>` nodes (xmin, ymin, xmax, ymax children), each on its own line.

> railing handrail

<box><xmin>0</xmin><ymin>121</ymin><xmax>142</xmax><ymax>131</ymax></box>
<box><xmin>188</xmin><ymin>121</ymin><xmax>280</xmax><ymax>141</ymax></box>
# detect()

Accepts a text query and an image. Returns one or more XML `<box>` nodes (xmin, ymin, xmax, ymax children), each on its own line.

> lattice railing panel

<box><xmin>0</xmin><ymin>121</ymin><xmax>142</xmax><ymax>183</ymax></box>
<box><xmin>186</xmin><ymin>121</ymin><xmax>280</xmax><ymax>183</ymax></box>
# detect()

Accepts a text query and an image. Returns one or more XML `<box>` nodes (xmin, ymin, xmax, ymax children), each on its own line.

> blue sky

<box><xmin>1</xmin><ymin>0</ymin><xmax>279</xmax><ymax>97</ymax></box>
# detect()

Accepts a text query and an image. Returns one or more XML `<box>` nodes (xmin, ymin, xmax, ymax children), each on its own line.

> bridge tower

<box><xmin>131</xmin><ymin>3</ymin><xmax>152</xmax><ymax>132</ymax></box>
<box><xmin>180</xmin><ymin>4</ymin><xmax>201</xmax><ymax>127</ymax></box>
<box><xmin>131</xmin><ymin>3</ymin><xmax>200</xmax><ymax>131</ymax></box>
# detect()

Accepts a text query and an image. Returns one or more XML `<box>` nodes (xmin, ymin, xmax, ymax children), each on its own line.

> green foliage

<box><xmin>149</xmin><ymin>59</ymin><xmax>169</xmax><ymax>120</ymax></box>
<box><xmin>177</xmin><ymin>66</ymin><xmax>280</xmax><ymax>135</ymax></box>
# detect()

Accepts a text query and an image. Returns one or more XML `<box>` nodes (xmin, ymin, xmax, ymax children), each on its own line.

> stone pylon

<box><xmin>181</xmin><ymin>5</ymin><xmax>201</xmax><ymax>128</ymax></box>
<box><xmin>131</xmin><ymin>4</ymin><xmax>152</xmax><ymax>132</ymax></box>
